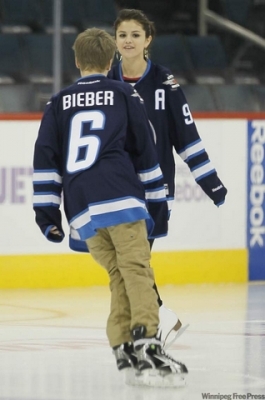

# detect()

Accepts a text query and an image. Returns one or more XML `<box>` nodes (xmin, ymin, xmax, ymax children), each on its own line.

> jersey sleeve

<box><xmin>124</xmin><ymin>87</ymin><xmax>168</xmax><ymax>236</ymax></box>
<box><xmin>33</xmin><ymin>99</ymin><xmax>65</xmax><ymax>242</ymax></box>
<box><xmin>165</xmin><ymin>75</ymin><xmax>227</xmax><ymax>206</ymax></box>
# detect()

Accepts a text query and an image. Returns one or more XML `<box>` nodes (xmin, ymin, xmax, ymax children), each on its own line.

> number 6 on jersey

<box><xmin>67</xmin><ymin>110</ymin><xmax>104</xmax><ymax>173</ymax></box>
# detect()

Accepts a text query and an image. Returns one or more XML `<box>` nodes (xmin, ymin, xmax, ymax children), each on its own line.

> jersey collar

<box><xmin>118</xmin><ymin>59</ymin><xmax>151</xmax><ymax>84</ymax></box>
<box><xmin>77</xmin><ymin>74</ymin><xmax>106</xmax><ymax>82</ymax></box>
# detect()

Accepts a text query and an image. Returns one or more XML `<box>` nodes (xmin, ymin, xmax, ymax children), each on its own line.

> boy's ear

<box><xmin>75</xmin><ymin>57</ymin><xmax>80</xmax><ymax>69</ymax></box>
<box><xmin>107</xmin><ymin>58</ymin><xmax>113</xmax><ymax>71</ymax></box>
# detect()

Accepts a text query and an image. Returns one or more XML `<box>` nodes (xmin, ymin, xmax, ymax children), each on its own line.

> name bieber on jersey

<box><xmin>62</xmin><ymin>90</ymin><xmax>114</xmax><ymax>110</ymax></box>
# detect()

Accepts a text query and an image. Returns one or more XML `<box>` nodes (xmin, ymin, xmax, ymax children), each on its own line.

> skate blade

<box><xmin>164</xmin><ymin>323</ymin><xmax>190</xmax><ymax>350</ymax></box>
<box><xmin>124</xmin><ymin>368</ymin><xmax>142</xmax><ymax>386</ymax></box>
<box><xmin>125</xmin><ymin>368</ymin><xmax>187</xmax><ymax>388</ymax></box>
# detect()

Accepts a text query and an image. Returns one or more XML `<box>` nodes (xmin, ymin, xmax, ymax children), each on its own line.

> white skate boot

<box><xmin>158</xmin><ymin>305</ymin><xmax>189</xmax><ymax>350</ymax></box>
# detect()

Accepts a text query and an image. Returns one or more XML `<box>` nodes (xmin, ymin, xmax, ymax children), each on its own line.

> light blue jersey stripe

<box><xmin>70</xmin><ymin>197</ymin><xmax>147</xmax><ymax>230</ymax></box>
<box><xmin>72</xmin><ymin>207</ymin><xmax>153</xmax><ymax>241</ymax></box>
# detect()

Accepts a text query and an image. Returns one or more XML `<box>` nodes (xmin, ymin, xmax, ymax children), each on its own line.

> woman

<box><xmin>108</xmin><ymin>8</ymin><xmax>227</xmax><ymax>347</ymax></box>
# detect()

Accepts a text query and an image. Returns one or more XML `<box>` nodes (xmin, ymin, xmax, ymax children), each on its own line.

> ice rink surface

<box><xmin>0</xmin><ymin>282</ymin><xmax>264</xmax><ymax>400</ymax></box>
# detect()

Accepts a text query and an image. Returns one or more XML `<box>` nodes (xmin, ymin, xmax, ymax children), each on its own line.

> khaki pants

<box><xmin>86</xmin><ymin>220</ymin><xmax>159</xmax><ymax>348</ymax></box>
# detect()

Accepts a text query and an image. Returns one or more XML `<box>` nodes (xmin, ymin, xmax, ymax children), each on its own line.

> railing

<box><xmin>198</xmin><ymin>0</ymin><xmax>265</xmax><ymax>50</ymax></box>
<box><xmin>53</xmin><ymin>0</ymin><xmax>63</xmax><ymax>93</ymax></box>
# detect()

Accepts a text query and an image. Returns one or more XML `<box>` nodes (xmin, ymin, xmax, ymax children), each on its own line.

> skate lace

<box><xmin>160</xmin><ymin>348</ymin><xmax>184</xmax><ymax>367</ymax></box>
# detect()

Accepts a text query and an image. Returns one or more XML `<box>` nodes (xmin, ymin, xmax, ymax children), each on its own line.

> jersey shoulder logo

<box><xmin>163</xmin><ymin>74</ymin><xmax>179</xmax><ymax>90</ymax></box>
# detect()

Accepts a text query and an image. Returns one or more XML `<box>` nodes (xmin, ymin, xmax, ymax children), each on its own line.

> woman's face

<box><xmin>116</xmin><ymin>20</ymin><xmax>151</xmax><ymax>60</ymax></box>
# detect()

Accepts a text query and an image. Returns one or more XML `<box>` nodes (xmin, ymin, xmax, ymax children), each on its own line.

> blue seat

<box><xmin>81</xmin><ymin>0</ymin><xmax>117</xmax><ymax>29</ymax></box>
<box><xmin>220</xmin><ymin>0</ymin><xmax>251</xmax><ymax>26</ymax></box>
<box><xmin>0</xmin><ymin>34</ymin><xmax>27</xmax><ymax>83</ymax></box>
<box><xmin>39</xmin><ymin>0</ymin><xmax>85</xmax><ymax>33</ymax></box>
<box><xmin>20</xmin><ymin>34</ymin><xmax>54</xmax><ymax>84</ymax></box>
<box><xmin>150</xmin><ymin>34</ymin><xmax>193</xmax><ymax>84</ymax></box>
<box><xmin>248</xmin><ymin>0</ymin><xmax>265</xmax><ymax>36</ymax></box>
<box><xmin>185</xmin><ymin>35</ymin><xmax>227</xmax><ymax>84</ymax></box>
<box><xmin>0</xmin><ymin>0</ymin><xmax>42</xmax><ymax>33</ymax></box>
<box><xmin>63</xmin><ymin>33</ymin><xmax>80</xmax><ymax>84</ymax></box>
<box><xmin>39</xmin><ymin>0</ymin><xmax>117</xmax><ymax>33</ymax></box>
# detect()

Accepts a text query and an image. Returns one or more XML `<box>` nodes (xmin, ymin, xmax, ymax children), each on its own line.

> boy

<box><xmin>33</xmin><ymin>28</ymin><xmax>187</xmax><ymax>386</ymax></box>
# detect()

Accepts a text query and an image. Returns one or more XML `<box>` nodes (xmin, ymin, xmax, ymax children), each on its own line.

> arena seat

<box><xmin>185</xmin><ymin>35</ymin><xmax>228</xmax><ymax>84</ymax></box>
<box><xmin>0</xmin><ymin>34</ymin><xmax>27</xmax><ymax>83</ymax></box>
<box><xmin>20</xmin><ymin>34</ymin><xmax>53</xmax><ymax>84</ymax></box>
<box><xmin>0</xmin><ymin>0</ymin><xmax>42</xmax><ymax>33</ymax></box>
<box><xmin>150</xmin><ymin>34</ymin><xmax>193</xmax><ymax>84</ymax></box>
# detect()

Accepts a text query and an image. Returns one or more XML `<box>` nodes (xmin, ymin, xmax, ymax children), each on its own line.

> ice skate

<box><xmin>113</xmin><ymin>342</ymin><xmax>138</xmax><ymax>370</ymax></box>
<box><xmin>126</xmin><ymin>325</ymin><xmax>188</xmax><ymax>387</ymax></box>
<box><xmin>159</xmin><ymin>304</ymin><xmax>189</xmax><ymax>350</ymax></box>
<box><xmin>113</xmin><ymin>342</ymin><xmax>141</xmax><ymax>385</ymax></box>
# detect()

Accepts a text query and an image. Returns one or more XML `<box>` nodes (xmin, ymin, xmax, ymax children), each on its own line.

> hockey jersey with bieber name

<box><xmin>108</xmin><ymin>60</ymin><xmax>227</xmax><ymax>212</ymax></box>
<box><xmin>33</xmin><ymin>74</ymin><xmax>168</xmax><ymax>252</ymax></box>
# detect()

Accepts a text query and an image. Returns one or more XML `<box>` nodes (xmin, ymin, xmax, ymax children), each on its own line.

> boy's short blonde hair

<box><xmin>73</xmin><ymin>28</ymin><xmax>116</xmax><ymax>72</ymax></box>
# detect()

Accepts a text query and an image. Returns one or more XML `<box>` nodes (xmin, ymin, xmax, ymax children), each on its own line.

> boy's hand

<box><xmin>50</xmin><ymin>226</ymin><xmax>62</xmax><ymax>236</ymax></box>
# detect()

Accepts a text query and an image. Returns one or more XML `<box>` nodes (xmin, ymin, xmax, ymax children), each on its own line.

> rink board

<box><xmin>0</xmin><ymin>113</ymin><xmax>264</xmax><ymax>287</ymax></box>
<box><xmin>0</xmin><ymin>249</ymin><xmax>247</xmax><ymax>289</ymax></box>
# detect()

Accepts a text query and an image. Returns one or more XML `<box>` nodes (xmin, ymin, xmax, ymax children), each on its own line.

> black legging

<box><xmin>148</xmin><ymin>238</ymin><xmax>163</xmax><ymax>307</ymax></box>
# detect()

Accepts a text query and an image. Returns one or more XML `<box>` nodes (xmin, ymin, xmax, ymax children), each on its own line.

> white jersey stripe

<box><xmin>145</xmin><ymin>188</ymin><xmax>166</xmax><ymax>200</ymax></box>
<box><xmin>71</xmin><ymin>197</ymin><xmax>146</xmax><ymax>229</ymax></box>
<box><xmin>192</xmin><ymin>161</ymin><xmax>215</xmax><ymax>181</ymax></box>
<box><xmin>71</xmin><ymin>210</ymin><xmax>91</xmax><ymax>230</ymax></box>
<box><xmin>70</xmin><ymin>227</ymin><xmax>81</xmax><ymax>240</ymax></box>
<box><xmin>33</xmin><ymin>194</ymin><xmax>61</xmax><ymax>205</ymax></box>
<box><xmin>90</xmin><ymin>197</ymin><xmax>146</xmax><ymax>215</ymax></box>
<box><xmin>138</xmin><ymin>165</ymin><xmax>163</xmax><ymax>183</ymax></box>
<box><xmin>33</xmin><ymin>171</ymin><xmax>62</xmax><ymax>184</ymax></box>
<box><xmin>179</xmin><ymin>140</ymin><xmax>205</xmax><ymax>161</ymax></box>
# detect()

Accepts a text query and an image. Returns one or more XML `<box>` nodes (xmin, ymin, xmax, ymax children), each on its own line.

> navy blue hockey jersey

<box><xmin>108</xmin><ymin>60</ymin><xmax>227</xmax><ymax>211</ymax></box>
<box><xmin>33</xmin><ymin>74</ymin><xmax>168</xmax><ymax>251</ymax></box>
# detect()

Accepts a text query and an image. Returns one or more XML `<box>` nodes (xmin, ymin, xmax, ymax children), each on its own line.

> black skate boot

<box><xmin>130</xmin><ymin>325</ymin><xmax>188</xmax><ymax>387</ymax></box>
<box><xmin>113</xmin><ymin>342</ymin><xmax>138</xmax><ymax>371</ymax></box>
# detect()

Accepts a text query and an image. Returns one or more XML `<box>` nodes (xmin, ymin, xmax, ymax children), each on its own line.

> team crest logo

<box><xmin>163</xmin><ymin>75</ymin><xmax>179</xmax><ymax>89</ymax></box>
